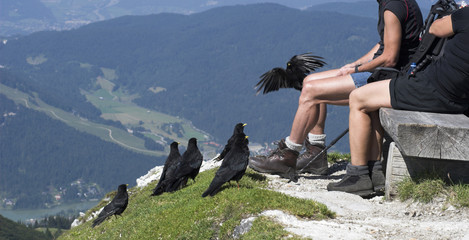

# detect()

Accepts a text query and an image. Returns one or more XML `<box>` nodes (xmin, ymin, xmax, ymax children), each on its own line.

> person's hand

<box><xmin>337</xmin><ymin>63</ymin><xmax>355</xmax><ymax>76</ymax></box>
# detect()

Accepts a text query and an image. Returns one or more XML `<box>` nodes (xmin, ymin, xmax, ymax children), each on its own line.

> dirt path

<box><xmin>263</xmin><ymin>162</ymin><xmax>469</xmax><ymax>240</ymax></box>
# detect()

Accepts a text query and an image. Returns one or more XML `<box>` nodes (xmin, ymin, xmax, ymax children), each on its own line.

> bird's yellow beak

<box><xmin>243</xmin><ymin>123</ymin><xmax>247</xmax><ymax>126</ymax></box>
<box><xmin>245</xmin><ymin>136</ymin><xmax>249</xmax><ymax>139</ymax></box>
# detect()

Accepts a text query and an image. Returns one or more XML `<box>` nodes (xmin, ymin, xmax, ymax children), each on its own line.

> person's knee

<box><xmin>349</xmin><ymin>89</ymin><xmax>366</xmax><ymax>111</ymax></box>
<box><xmin>303</xmin><ymin>73</ymin><xmax>321</xmax><ymax>84</ymax></box>
<box><xmin>303</xmin><ymin>74</ymin><xmax>314</xmax><ymax>83</ymax></box>
<box><xmin>299</xmin><ymin>82</ymin><xmax>319</xmax><ymax>106</ymax></box>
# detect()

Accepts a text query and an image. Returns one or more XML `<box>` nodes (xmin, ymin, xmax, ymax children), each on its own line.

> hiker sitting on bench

<box><xmin>249</xmin><ymin>0</ymin><xmax>423</xmax><ymax>182</ymax></box>
<box><xmin>327</xmin><ymin>6</ymin><xmax>469</xmax><ymax>196</ymax></box>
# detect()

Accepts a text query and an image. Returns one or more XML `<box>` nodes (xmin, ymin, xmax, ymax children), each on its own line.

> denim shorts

<box><xmin>351</xmin><ymin>72</ymin><xmax>372</xmax><ymax>88</ymax></box>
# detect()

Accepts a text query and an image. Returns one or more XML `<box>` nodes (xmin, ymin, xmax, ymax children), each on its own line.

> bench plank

<box><xmin>380</xmin><ymin>108</ymin><xmax>469</xmax><ymax>161</ymax></box>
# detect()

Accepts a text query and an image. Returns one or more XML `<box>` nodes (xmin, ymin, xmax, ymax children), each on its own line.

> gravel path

<box><xmin>262</xmin><ymin>161</ymin><xmax>469</xmax><ymax>240</ymax></box>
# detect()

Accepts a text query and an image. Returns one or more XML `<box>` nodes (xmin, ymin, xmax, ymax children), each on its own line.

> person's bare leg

<box><xmin>304</xmin><ymin>69</ymin><xmax>343</xmax><ymax>136</ymax></box>
<box><xmin>304</xmin><ymin>69</ymin><xmax>342</xmax><ymax>82</ymax></box>
<box><xmin>310</xmin><ymin>103</ymin><xmax>326</xmax><ymax>135</ymax></box>
<box><xmin>369</xmin><ymin>110</ymin><xmax>384</xmax><ymax>161</ymax></box>
<box><xmin>348</xmin><ymin>80</ymin><xmax>392</xmax><ymax>166</ymax></box>
<box><xmin>289</xmin><ymin>74</ymin><xmax>356</xmax><ymax>144</ymax></box>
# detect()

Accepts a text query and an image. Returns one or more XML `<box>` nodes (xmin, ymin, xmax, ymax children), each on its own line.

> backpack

<box><xmin>368</xmin><ymin>0</ymin><xmax>460</xmax><ymax>82</ymax></box>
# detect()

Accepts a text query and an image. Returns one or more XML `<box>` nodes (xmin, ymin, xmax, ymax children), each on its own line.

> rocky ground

<box><xmin>135</xmin><ymin>159</ymin><xmax>469</xmax><ymax>240</ymax></box>
<box><xmin>261</xmin><ymin>161</ymin><xmax>469</xmax><ymax>240</ymax></box>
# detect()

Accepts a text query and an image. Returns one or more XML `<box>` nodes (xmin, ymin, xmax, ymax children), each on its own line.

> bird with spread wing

<box><xmin>255</xmin><ymin>53</ymin><xmax>325</xmax><ymax>94</ymax></box>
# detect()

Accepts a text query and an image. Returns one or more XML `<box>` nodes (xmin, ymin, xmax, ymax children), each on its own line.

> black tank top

<box><xmin>373</xmin><ymin>0</ymin><xmax>423</xmax><ymax>70</ymax></box>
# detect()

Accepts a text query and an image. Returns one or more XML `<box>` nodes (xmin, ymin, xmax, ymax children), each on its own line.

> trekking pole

<box><xmin>298</xmin><ymin>128</ymin><xmax>349</xmax><ymax>174</ymax></box>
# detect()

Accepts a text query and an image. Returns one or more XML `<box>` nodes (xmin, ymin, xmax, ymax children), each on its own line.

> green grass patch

<box><xmin>327</xmin><ymin>152</ymin><xmax>350</xmax><ymax>163</ymax></box>
<box><xmin>449</xmin><ymin>184</ymin><xmax>469</xmax><ymax>207</ymax></box>
<box><xmin>398</xmin><ymin>177</ymin><xmax>446</xmax><ymax>203</ymax></box>
<box><xmin>60</xmin><ymin>169</ymin><xmax>334</xmax><ymax>240</ymax></box>
<box><xmin>397</xmin><ymin>173</ymin><xmax>469</xmax><ymax>207</ymax></box>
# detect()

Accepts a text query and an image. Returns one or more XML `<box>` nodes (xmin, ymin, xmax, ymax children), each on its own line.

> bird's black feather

<box><xmin>92</xmin><ymin>184</ymin><xmax>128</xmax><ymax>228</ymax></box>
<box><xmin>214</xmin><ymin>123</ymin><xmax>246</xmax><ymax>161</ymax></box>
<box><xmin>202</xmin><ymin>133</ymin><xmax>250</xmax><ymax>197</ymax></box>
<box><xmin>255</xmin><ymin>53</ymin><xmax>326</xmax><ymax>94</ymax></box>
<box><xmin>151</xmin><ymin>142</ymin><xmax>182</xmax><ymax>196</ymax></box>
<box><xmin>166</xmin><ymin>138</ymin><xmax>203</xmax><ymax>192</ymax></box>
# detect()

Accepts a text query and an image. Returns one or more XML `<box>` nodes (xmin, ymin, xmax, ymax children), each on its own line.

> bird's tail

<box><xmin>91</xmin><ymin>214</ymin><xmax>109</xmax><ymax>228</ymax></box>
<box><xmin>201</xmin><ymin>181</ymin><xmax>222</xmax><ymax>197</ymax></box>
<box><xmin>151</xmin><ymin>182</ymin><xmax>166</xmax><ymax>196</ymax></box>
<box><xmin>167</xmin><ymin>177</ymin><xmax>185</xmax><ymax>192</ymax></box>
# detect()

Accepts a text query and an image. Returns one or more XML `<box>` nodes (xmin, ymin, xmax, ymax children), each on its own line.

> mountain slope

<box><xmin>0</xmin><ymin>3</ymin><xmax>379</xmax><ymax>152</ymax></box>
<box><xmin>0</xmin><ymin>93</ymin><xmax>163</xmax><ymax>209</ymax></box>
<box><xmin>60</xmin><ymin>168</ymin><xmax>334</xmax><ymax>239</ymax></box>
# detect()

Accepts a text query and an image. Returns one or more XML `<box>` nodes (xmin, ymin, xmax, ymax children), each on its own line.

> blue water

<box><xmin>0</xmin><ymin>200</ymin><xmax>98</xmax><ymax>222</ymax></box>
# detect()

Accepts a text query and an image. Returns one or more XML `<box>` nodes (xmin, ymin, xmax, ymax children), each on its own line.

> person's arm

<box><xmin>356</xmin><ymin>10</ymin><xmax>402</xmax><ymax>72</ymax></box>
<box><xmin>429</xmin><ymin>15</ymin><xmax>455</xmax><ymax>38</ymax></box>
<box><xmin>337</xmin><ymin>44</ymin><xmax>379</xmax><ymax>76</ymax></box>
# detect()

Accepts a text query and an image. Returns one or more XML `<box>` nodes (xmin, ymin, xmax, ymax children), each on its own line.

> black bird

<box><xmin>255</xmin><ymin>53</ymin><xmax>325</xmax><ymax>94</ymax></box>
<box><xmin>202</xmin><ymin>133</ymin><xmax>250</xmax><ymax>197</ymax></box>
<box><xmin>151</xmin><ymin>142</ymin><xmax>182</xmax><ymax>196</ymax></box>
<box><xmin>92</xmin><ymin>184</ymin><xmax>129</xmax><ymax>228</ymax></box>
<box><xmin>166</xmin><ymin>138</ymin><xmax>204</xmax><ymax>192</ymax></box>
<box><xmin>213</xmin><ymin>123</ymin><xmax>246</xmax><ymax>161</ymax></box>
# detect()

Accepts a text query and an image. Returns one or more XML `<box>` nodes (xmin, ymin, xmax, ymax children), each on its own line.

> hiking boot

<box><xmin>249</xmin><ymin>139</ymin><xmax>299</xmax><ymax>182</ymax></box>
<box><xmin>368</xmin><ymin>160</ymin><xmax>385</xmax><ymax>194</ymax></box>
<box><xmin>296</xmin><ymin>141</ymin><xmax>328</xmax><ymax>175</ymax></box>
<box><xmin>327</xmin><ymin>164</ymin><xmax>373</xmax><ymax>197</ymax></box>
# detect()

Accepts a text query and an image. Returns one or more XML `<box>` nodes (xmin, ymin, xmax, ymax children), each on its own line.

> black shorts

<box><xmin>389</xmin><ymin>73</ymin><xmax>469</xmax><ymax>114</ymax></box>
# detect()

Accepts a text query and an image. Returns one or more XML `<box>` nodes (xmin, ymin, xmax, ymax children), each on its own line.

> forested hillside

<box><xmin>0</xmin><ymin>214</ymin><xmax>48</xmax><ymax>240</ymax></box>
<box><xmin>0</xmin><ymin>94</ymin><xmax>162</xmax><ymax>209</ymax></box>
<box><xmin>0</xmin><ymin>3</ymin><xmax>378</xmax><ymax>151</ymax></box>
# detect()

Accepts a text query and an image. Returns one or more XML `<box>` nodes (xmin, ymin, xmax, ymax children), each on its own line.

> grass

<box><xmin>397</xmin><ymin>177</ymin><xmax>447</xmax><ymax>203</ymax></box>
<box><xmin>59</xmin><ymin>169</ymin><xmax>335</xmax><ymax>240</ymax></box>
<box><xmin>397</xmin><ymin>173</ymin><xmax>469</xmax><ymax>207</ymax></box>
<box><xmin>327</xmin><ymin>152</ymin><xmax>351</xmax><ymax>163</ymax></box>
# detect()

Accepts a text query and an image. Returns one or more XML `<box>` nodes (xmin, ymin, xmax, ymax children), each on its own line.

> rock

<box><xmin>232</xmin><ymin>217</ymin><xmax>256</xmax><ymax>239</ymax></box>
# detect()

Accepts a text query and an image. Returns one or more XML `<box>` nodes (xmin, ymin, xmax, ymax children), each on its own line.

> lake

<box><xmin>0</xmin><ymin>200</ymin><xmax>98</xmax><ymax>222</ymax></box>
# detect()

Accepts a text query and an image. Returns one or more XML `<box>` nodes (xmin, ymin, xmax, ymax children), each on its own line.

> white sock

<box><xmin>285</xmin><ymin>136</ymin><xmax>303</xmax><ymax>152</ymax></box>
<box><xmin>307</xmin><ymin>133</ymin><xmax>326</xmax><ymax>146</ymax></box>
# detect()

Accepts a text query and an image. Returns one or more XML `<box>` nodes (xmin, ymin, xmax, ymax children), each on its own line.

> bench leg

<box><xmin>385</xmin><ymin>142</ymin><xmax>410</xmax><ymax>200</ymax></box>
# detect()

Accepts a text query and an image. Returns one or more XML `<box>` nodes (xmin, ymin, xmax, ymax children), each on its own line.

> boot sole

<box><xmin>249</xmin><ymin>165</ymin><xmax>298</xmax><ymax>183</ymax></box>
<box><xmin>327</xmin><ymin>187</ymin><xmax>374</xmax><ymax>197</ymax></box>
<box><xmin>373</xmin><ymin>185</ymin><xmax>385</xmax><ymax>195</ymax></box>
<box><xmin>353</xmin><ymin>189</ymin><xmax>374</xmax><ymax>197</ymax></box>
<box><xmin>298</xmin><ymin>167</ymin><xmax>328</xmax><ymax>175</ymax></box>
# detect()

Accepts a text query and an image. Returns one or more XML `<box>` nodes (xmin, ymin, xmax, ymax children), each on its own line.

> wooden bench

<box><xmin>379</xmin><ymin>108</ymin><xmax>469</xmax><ymax>199</ymax></box>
